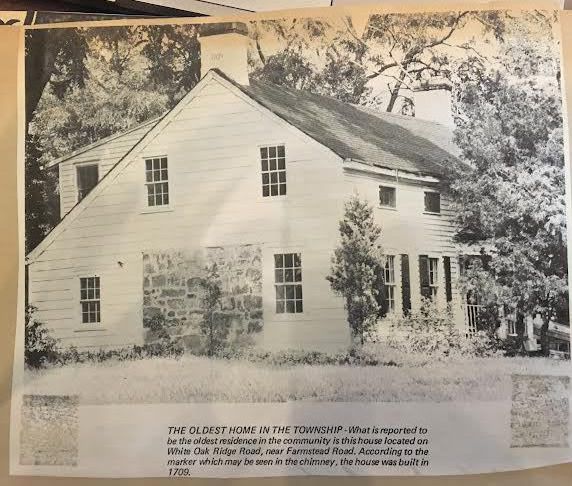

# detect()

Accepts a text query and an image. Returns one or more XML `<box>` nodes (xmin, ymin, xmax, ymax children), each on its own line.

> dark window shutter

<box><xmin>400</xmin><ymin>254</ymin><xmax>411</xmax><ymax>314</ymax></box>
<box><xmin>419</xmin><ymin>255</ymin><xmax>431</xmax><ymax>299</ymax></box>
<box><xmin>443</xmin><ymin>256</ymin><xmax>452</xmax><ymax>302</ymax></box>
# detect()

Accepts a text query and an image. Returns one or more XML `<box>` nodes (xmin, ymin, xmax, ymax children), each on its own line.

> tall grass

<box><xmin>23</xmin><ymin>354</ymin><xmax>570</xmax><ymax>405</ymax></box>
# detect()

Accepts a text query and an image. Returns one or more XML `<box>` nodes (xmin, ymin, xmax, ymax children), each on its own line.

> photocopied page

<box><xmin>4</xmin><ymin>2</ymin><xmax>572</xmax><ymax>479</ymax></box>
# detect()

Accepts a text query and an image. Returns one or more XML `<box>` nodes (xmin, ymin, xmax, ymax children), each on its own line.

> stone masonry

<box><xmin>142</xmin><ymin>245</ymin><xmax>263</xmax><ymax>348</ymax></box>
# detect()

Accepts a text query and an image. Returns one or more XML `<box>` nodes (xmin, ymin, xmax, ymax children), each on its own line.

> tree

<box><xmin>450</xmin><ymin>47</ymin><xmax>566</xmax><ymax>355</ymax></box>
<box><xmin>25</xmin><ymin>29</ymin><xmax>88</xmax><ymax>125</ymax></box>
<box><xmin>25</xmin><ymin>135</ymin><xmax>60</xmax><ymax>253</ymax></box>
<box><xmin>25</xmin><ymin>24</ymin><xmax>201</xmax><ymax>251</ymax></box>
<box><xmin>251</xmin><ymin>11</ymin><xmax>507</xmax><ymax>111</ymax></box>
<box><xmin>25</xmin><ymin>305</ymin><xmax>59</xmax><ymax>368</ymax></box>
<box><xmin>25</xmin><ymin>25</ymin><xmax>201</xmax><ymax>125</ymax></box>
<box><xmin>249</xmin><ymin>18</ymin><xmax>328</xmax><ymax>92</ymax></box>
<box><xmin>199</xmin><ymin>264</ymin><xmax>229</xmax><ymax>356</ymax></box>
<box><xmin>327</xmin><ymin>195</ymin><xmax>387</xmax><ymax>345</ymax></box>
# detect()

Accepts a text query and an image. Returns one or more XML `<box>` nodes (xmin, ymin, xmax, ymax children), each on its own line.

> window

<box><xmin>145</xmin><ymin>157</ymin><xmax>169</xmax><ymax>207</ymax></box>
<box><xmin>424</xmin><ymin>191</ymin><xmax>441</xmax><ymax>213</ymax></box>
<box><xmin>428</xmin><ymin>258</ymin><xmax>439</xmax><ymax>299</ymax></box>
<box><xmin>384</xmin><ymin>255</ymin><xmax>396</xmax><ymax>312</ymax></box>
<box><xmin>274</xmin><ymin>253</ymin><xmax>303</xmax><ymax>313</ymax></box>
<box><xmin>80</xmin><ymin>277</ymin><xmax>100</xmax><ymax>324</ymax></box>
<box><xmin>76</xmin><ymin>164</ymin><xmax>99</xmax><ymax>201</ymax></box>
<box><xmin>551</xmin><ymin>341</ymin><xmax>570</xmax><ymax>354</ymax></box>
<box><xmin>261</xmin><ymin>145</ymin><xmax>286</xmax><ymax>197</ymax></box>
<box><xmin>379</xmin><ymin>186</ymin><xmax>396</xmax><ymax>208</ymax></box>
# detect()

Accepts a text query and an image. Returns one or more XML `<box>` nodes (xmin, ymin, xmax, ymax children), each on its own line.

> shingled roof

<box><xmin>47</xmin><ymin>69</ymin><xmax>465</xmax><ymax>178</ymax></box>
<box><xmin>231</xmin><ymin>73</ymin><xmax>465</xmax><ymax>178</ymax></box>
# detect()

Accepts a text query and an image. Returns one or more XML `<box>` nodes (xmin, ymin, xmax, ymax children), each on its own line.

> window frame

<box><xmin>424</xmin><ymin>191</ymin><xmax>441</xmax><ymax>214</ymax></box>
<box><xmin>75</xmin><ymin>161</ymin><xmax>99</xmax><ymax>203</ymax></box>
<box><xmin>379</xmin><ymin>185</ymin><xmax>397</xmax><ymax>210</ymax></box>
<box><xmin>142</xmin><ymin>155</ymin><xmax>173</xmax><ymax>213</ymax></box>
<box><xmin>428</xmin><ymin>257</ymin><xmax>439</xmax><ymax>300</ymax></box>
<box><xmin>274</xmin><ymin>252</ymin><xmax>303</xmax><ymax>315</ymax></box>
<box><xmin>384</xmin><ymin>255</ymin><xmax>396</xmax><ymax>312</ymax></box>
<box><xmin>259</xmin><ymin>144</ymin><xmax>287</xmax><ymax>199</ymax></box>
<box><xmin>79</xmin><ymin>276</ymin><xmax>101</xmax><ymax>325</ymax></box>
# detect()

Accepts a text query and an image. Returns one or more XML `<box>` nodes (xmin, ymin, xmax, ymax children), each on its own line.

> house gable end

<box><xmin>27</xmin><ymin>70</ymin><xmax>345</xmax><ymax>263</ymax></box>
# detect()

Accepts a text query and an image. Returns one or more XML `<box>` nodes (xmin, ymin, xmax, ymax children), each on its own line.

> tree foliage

<box><xmin>251</xmin><ymin>11</ymin><xmax>509</xmax><ymax>111</ymax></box>
<box><xmin>25</xmin><ymin>25</ymin><xmax>201</xmax><ymax>251</ymax></box>
<box><xmin>327</xmin><ymin>195</ymin><xmax>387</xmax><ymax>345</ymax></box>
<box><xmin>199</xmin><ymin>264</ymin><xmax>230</xmax><ymax>356</ymax></box>
<box><xmin>25</xmin><ymin>305</ymin><xmax>59</xmax><ymax>368</ymax></box>
<box><xmin>450</xmin><ymin>29</ymin><xmax>566</xmax><ymax>353</ymax></box>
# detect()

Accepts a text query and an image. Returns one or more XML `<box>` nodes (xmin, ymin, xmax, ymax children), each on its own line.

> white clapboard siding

<box><xmin>31</xmin><ymin>74</ymin><xmax>468</xmax><ymax>350</ymax></box>
<box><xmin>345</xmin><ymin>170</ymin><xmax>465</xmax><ymax>325</ymax></box>
<box><xmin>57</xmin><ymin>120</ymin><xmax>158</xmax><ymax>217</ymax></box>
<box><xmin>30</xmin><ymin>77</ymin><xmax>351</xmax><ymax>350</ymax></box>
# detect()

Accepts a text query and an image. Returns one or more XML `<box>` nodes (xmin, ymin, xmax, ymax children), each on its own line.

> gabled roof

<box><xmin>29</xmin><ymin>69</ymin><xmax>465</xmax><ymax>262</ymax></box>
<box><xmin>45</xmin><ymin>116</ymin><xmax>161</xmax><ymax>168</ymax></box>
<box><xmin>45</xmin><ymin>69</ymin><xmax>463</xmax><ymax>178</ymax></box>
<box><xmin>235</xmin><ymin>75</ymin><xmax>463</xmax><ymax>178</ymax></box>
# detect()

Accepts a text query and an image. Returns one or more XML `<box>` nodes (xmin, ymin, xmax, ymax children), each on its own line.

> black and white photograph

<box><xmin>11</xmin><ymin>5</ymin><xmax>572</xmax><ymax>476</ymax></box>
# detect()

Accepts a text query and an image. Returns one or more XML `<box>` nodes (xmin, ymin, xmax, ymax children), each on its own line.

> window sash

<box><xmin>384</xmin><ymin>255</ymin><xmax>396</xmax><ymax>312</ymax></box>
<box><xmin>379</xmin><ymin>186</ymin><xmax>396</xmax><ymax>208</ymax></box>
<box><xmin>274</xmin><ymin>252</ymin><xmax>303</xmax><ymax>314</ymax></box>
<box><xmin>384</xmin><ymin>256</ymin><xmax>395</xmax><ymax>284</ymax></box>
<box><xmin>261</xmin><ymin>145</ymin><xmax>286</xmax><ymax>197</ymax></box>
<box><xmin>428</xmin><ymin>258</ymin><xmax>438</xmax><ymax>298</ymax></box>
<box><xmin>145</xmin><ymin>157</ymin><xmax>169</xmax><ymax>207</ymax></box>
<box><xmin>77</xmin><ymin>164</ymin><xmax>99</xmax><ymax>201</ymax></box>
<box><xmin>507</xmin><ymin>320</ymin><xmax>517</xmax><ymax>335</ymax></box>
<box><xmin>80</xmin><ymin>277</ymin><xmax>100</xmax><ymax>324</ymax></box>
<box><xmin>424</xmin><ymin>192</ymin><xmax>441</xmax><ymax>213</ymax></box>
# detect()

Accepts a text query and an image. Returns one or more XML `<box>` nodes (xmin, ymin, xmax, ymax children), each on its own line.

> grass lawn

<box><xmin>22</xmin><ymin>354</ymin><xmax>571</xmax><ymax>404</ymax></box>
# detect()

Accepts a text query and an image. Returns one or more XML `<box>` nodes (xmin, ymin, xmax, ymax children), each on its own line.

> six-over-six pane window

<box><xmin>80</xmin><ymin>277</ymin><xmax>100</xmax><ymax>324</ymax></box>
<box><xmin>261</xmin><ymin>145</ymin><xmax>286</xmax><ymax>197</ymax></box>
<box><xmin>145</xmin><ymin>157</ymin><xmax>169</xmax><ymax>207</ymax></box>
<box><xmin>274</xmin><ymin>253</ymin><xmax>303</xmax><ymax>313</ymax></box>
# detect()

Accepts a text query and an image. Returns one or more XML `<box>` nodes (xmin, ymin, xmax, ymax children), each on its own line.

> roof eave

<box><xmin>42</xmin><ymin>116</ymin><xmax>163</xmax><ymax>169</ymax></box>
<box><xmin>343</xmin><ymin>158</ymin><xmax>443</xmax><ymax>183</ymax></box>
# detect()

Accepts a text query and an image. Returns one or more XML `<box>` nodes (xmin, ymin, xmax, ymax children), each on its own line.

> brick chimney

<box><xmin>413</xmin><ymin>78</ymin><xmax>454</xmax><ymax>128</ymax></box>
<box><xmin>199</xmin><ymin>22</ymin><xmax>249</xmax><ymax>86</ymax></box>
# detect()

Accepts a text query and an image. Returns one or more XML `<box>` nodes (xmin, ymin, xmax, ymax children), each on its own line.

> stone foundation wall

<box><xmin>142</xmin><ymin>245</ymin><xmax>263</xmax><ymax>348</ymax></box>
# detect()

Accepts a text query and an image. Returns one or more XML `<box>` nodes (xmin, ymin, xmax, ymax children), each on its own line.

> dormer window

<box><xmin>379</xmin><ymin>185</ymin><xmax>396</xmax><ymax>208</ymax></box>
<box><xmin>145</xmin><ymin>157</ymin><xmax>169</xmax><ymax>207</ymax></box>
<box><xmin>76</xmin><ymin>164</ymin><xmax>99</xmax><ymax>201</ymax></box>
<box><xmin>260</xmin><ymin>145</ymin><xmax>286</xmax><ymax>197</ymax></box>
<box><xmin>424</xmin><ymin>191</ymin><xmax>441</xmax><ymax>214</ymax></box>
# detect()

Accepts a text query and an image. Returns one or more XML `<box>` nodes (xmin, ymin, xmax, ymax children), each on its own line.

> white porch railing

<box><xmin>465</xmin><ymin>304</ymin><xmax>483</xmax><ymax>334</ymax></box>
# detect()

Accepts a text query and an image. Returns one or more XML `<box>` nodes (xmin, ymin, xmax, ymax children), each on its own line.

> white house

<box><xmin>27</xmin><ymin>22</ymin><xmax>475</xmax><ymax>352</ymax></box>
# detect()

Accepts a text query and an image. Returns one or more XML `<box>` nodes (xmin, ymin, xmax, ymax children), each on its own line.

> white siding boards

<box><xmin>53</xmin><ymin>118</ymin><xmax>160</xmax><ymax>217</ymax></box>
<box><xmin>28</xmin><ymin>70</ymin><xmax>466</xmax><ymax>352</ymax></box>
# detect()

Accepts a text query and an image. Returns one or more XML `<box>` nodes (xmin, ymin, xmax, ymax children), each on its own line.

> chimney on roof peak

<box><xmin>199</xmin><ymin>22</ymin><xmax>249</xmax><ymax>86</ymax></box>
<box><xmin>413</xmin><ymin>77</ymin><xmax>454</xmax><ymax>128</ymax></box>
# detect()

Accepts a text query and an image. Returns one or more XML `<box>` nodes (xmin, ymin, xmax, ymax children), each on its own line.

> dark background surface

<box><xmin>0</xmin><ymin>0</ymin><xmax>206</xmax><ymax>15</ymax></box>
<box><xmin>0</xmin><ymin>0</ymin><xmax>570</xmax><ymax>16</ymax></box>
